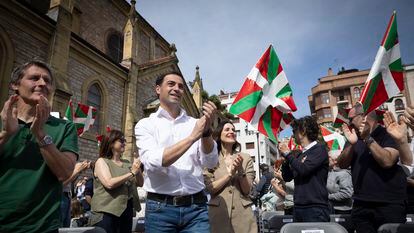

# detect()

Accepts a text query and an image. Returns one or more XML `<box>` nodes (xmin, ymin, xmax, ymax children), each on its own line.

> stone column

<box><xmin>47</xmin><ymin>0</ymin><xmax>74</xmax><ymax>116</ymax></box>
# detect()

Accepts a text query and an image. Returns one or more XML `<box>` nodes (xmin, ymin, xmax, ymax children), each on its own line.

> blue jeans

<box><xmin>60</xmin><ymin>192</ymin><xmax>71</xmax><ymax>227</ymax></box>
<box><xmin>145</xmin><ymin>199</ymin><xmax>210</xmax><ymax>233</ymax></box>
<box><xmin>294</xmin><ymin>205</ymin><xmax>330</xmax><ymax>222</ymax></box>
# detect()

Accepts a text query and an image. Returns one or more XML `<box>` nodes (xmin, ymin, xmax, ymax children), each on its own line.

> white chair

<box><xmin>378</xmin><ymin>223</ymin><xmax>414</xmax><ymax>233</ymax></box>
<box><xmin>280</xmin><ymin>222</ymin><xmax>347</xmax><ymax>233</ymax></box>
<box><xmin>260</xmin><ymin>212</ymin><xmax>293</xmax><ymax>233</ymax></box>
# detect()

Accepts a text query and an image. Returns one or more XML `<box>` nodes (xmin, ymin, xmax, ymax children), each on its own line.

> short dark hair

<box><xmin>291</xmin><ymin>115</ymin><xmax>319</xmax><ymax>142</ymax></box>
<box><xmin>10</xmin><ymin>60</ymin><xmax>54</xmax><ymax>88</ymax></box>
<box><xmin>259</xmin><ymin>163</ymin><xmax>269</xmax><ymax>172</ymax></box>
<box><xmin>99</xmin><ymin>129</ymin><xmax>124</xmax><ymax>159</ymax></box>
<box><xmin>155</xmin><ymin>71</ymin><xmax>184</xmax><ymax>86</ymax></box>
<box><xmin>213</xmin><ymin>120</ymin><xmax>241</xmax><ymax>154</ymax></box>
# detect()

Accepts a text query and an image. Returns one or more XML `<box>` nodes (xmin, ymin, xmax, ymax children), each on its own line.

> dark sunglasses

<box><xmin>118</xmin><ymin>138</ymin><xmax>126</xmax><ymax>143</ymax></box>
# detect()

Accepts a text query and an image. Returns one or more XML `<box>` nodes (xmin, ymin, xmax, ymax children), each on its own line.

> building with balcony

<box><xmin>309</xmin><ymin>66</ymin><xmax>414</xmax><ymax>134</ymax></box>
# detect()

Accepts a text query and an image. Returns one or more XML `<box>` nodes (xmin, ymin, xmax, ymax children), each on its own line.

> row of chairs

<box><xmin>58</xmin><ymin>223</ymin><xmax>414</xmax><ymax>233</ymax></box>
<box><xmin>260</xmin><ymin>212</ymin><xmax>414</xmax><ymax>233</ymax></box>
<box><xmin>59</xmin><ymin>217</ymin><xmax>145</xmax><ymax>233</ymax></box>
<box><xmin>278</xmin><ymin>223</ymin><xmax>414</xmax><ymax>233</ymax></box>
<box><xmin>58</xmin><ymin>213</ymin><xmax>414</xmax><ymax>233</ymax></box>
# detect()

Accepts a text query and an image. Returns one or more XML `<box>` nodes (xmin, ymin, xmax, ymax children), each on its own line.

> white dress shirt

<box><xmin>134</xmin><ymin>107</ymin><xmax>218</xmax><ymax>196</ymax></box>
<box><xmin>302</xmin><ymin>141</ymin><xmax>317</xmax><ymax>153</ymax></box>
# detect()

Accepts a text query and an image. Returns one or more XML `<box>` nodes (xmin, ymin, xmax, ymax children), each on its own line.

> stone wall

<box><xmin>77</xmin><ymin>0</ymin><xmax>126</xmax><ymax>53</ymax></box>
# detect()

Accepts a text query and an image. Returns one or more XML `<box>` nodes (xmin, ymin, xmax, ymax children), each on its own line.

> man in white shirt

<box><xmin>134</xmin><ymin>71</ymin><xmax>218</xmax><ymax>232</ymax></box>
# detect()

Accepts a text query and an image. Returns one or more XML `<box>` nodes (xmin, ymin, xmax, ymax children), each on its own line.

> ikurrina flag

<box><xmin>320</xmin><ymin>125</ymin><xmax>346</xmax><ymax>151</ymax></box>
<box><xmin>333</xmin><ymin>106</ymin><xmax>351</xmax><ymax>128</ymax></box>
<box><xmin>65</xmin><ymin>100</ymin><xmax>97</xmax><ymax>136</ymax></box>
<box><xmin>280</xmin><ymin>112</ymin><xmax>295</xmax><ymax>131</ymax></box>
<box><xmin>288</xmin><ymin>136</ymin><xmax>302</xmax><ymax>151</ymax></box>
<box><xmin>229</xmin><ymin>45</ymin><xmax>297</xmax><ymax>142</ymax></box>
<box><xmin>96</xmin><ymin>126</ymin><xmax>112</xmax><ymax>147</ymax></box>
<box><xmin>359</xmin><ymin>11</ymin><xmax>404</xmax><ymax>114</ymax></box>
<box><xmin>64</xmin><ymin>99</ymin><xmax>74</xmax><ymax>121</ymax></box>
<box><xmin>375</xmin><ymin>109</ymin><xmax>386</xmax><ymax>126</ymax></box>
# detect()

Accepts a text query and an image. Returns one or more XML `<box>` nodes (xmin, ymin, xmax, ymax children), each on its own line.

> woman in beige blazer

<box><xmin>204</xmin><ymin>120</ymin><xmax>257</xmax><ymax>233</ymax></box>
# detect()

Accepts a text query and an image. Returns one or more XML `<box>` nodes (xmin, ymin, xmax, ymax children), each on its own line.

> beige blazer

<box><xmin>204</xmin><ymin>152</ymin><xmax>258</xmax><ymax>233</ymax></box>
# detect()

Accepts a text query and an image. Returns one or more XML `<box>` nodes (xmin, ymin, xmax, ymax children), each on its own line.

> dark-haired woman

<box><xmin>90</xmin><ymin>129</ymin><xmax>143</xmax><ymax>233</ymax></box>
<box><xmin>279</xmin><ymin>116</ymin><xmax>329</xmax><ymax>222</ymax></box>
<box><xmin>204</xmin><ymin>121</ymin><xmax>257</xmax><ymax>233</ymax></box>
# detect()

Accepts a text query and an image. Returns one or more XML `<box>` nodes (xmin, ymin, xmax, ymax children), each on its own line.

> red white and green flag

<box><xmin>288</xmin><ymin>136</ymin><xmax>302</xmax><ymax>151</ymax></box>
<box><xmin>320</xmin><ymin>125</ymin><xmax>346</xmax><ymax>151</ymax></box>
<box><xmin>375</xmin><ymin>109</ymin><xmax>386</xmax><ymax>126</ymax></box>
<box><xmin>280</xmin><ymin>112</ymin><xmax>295</xmax><ymax>132</ymax></box>
<box><xmin>64</xmin><ymin>99</ymin><xmax>74</xmax><ymax>121</ymax></box>
<box><xmin>333</xmin><ymin>106</ymin><xmax>350</xmax><ymax>128</ymax></box>
<box><xmin>65</xmin><ymin>101</ymin><xmax>97</xmax><ymax>136</ymax></box>
<box><xmin>96</xmin><ymin>126</ymin><xmax>111</xmax><ymax>146</ymax></box>
<box><xmin>229</xmin><ymin>45</ymin><xmax>297</xmax><ymax>142</ymax></box>
<box><xmin>359</xmin><ymin>11</ymin><xmax>404</xmax><ymax>114</ymax></box>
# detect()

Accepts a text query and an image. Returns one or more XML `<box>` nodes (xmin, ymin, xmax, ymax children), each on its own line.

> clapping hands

<box><xmin>1</xmin><ymin>95</ymin><xmax>19</xmax><ymax>137</ymax></box>
<box><xmin>226</xmin><ymin>154</ymin><xmax>244</xmax><ymax>177</ymax></box>
<box><xmin>384</xmin><ymin>111</ymin><xmax>408</xmax><ymax>144</ymax></box>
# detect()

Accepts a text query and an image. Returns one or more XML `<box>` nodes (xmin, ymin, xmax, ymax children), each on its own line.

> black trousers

<box><xmin>95</xmin><ymin>199</ymin><xmax>134</xmax><ymax>233</ymax></box>
<box><xmin>351</xmin><ymin>200</ymin><xmax>406</xmax><ymax>233</ymax></box>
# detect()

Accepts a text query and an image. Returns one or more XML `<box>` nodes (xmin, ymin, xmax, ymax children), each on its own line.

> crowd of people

<box><xmin>1</xmin><ymin>60</ymin><xmax>414</xmax><ymax>233</ymax></box>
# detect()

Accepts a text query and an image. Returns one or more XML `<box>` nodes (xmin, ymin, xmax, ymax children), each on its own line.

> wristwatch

<box><xmin>38</xmin><ymin>135</ymin><xmax>53</xmax><ymax>147</ymax></box>
<box><xmin>364</xmin><ymin>136</ymin><xmax>375</xmax><ymax>146</ymax></box>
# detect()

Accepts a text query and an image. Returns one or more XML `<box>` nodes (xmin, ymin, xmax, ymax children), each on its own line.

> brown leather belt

<box><xmin>147</xmin><ymin>191</ymin><xmax>207</xmax><ymax>206</ymax></box>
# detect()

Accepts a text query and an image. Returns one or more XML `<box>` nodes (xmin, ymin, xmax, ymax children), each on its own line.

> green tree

<box><xmin>201</xmin><ymin>90</ymin><xmax>235</xmax><ymax>120</ymax></box>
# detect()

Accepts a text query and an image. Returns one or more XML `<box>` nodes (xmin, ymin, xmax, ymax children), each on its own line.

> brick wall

<box><xmin>136</xmin><ymin>74</ymin><xmax>158</xmax><ymax>120</ymax></box>
<box><xmin>1</xmin><ymin>21</ymin><xmax>48</xmax><ymax>66</ymax></box>
<box><xmin>67</xmin><ymin>57</ymin><xmax>125</xmax><ymax>161</ymax></box>
<box><xmin>77</xmin><ymin>0</ymin><xmax>126</xmax><ymax>54</ymax></box>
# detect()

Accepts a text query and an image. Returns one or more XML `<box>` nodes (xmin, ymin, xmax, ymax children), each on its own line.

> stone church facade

<box><xmin>0</xmin><ymin>0</ymin><xmax>201</xmax><ymax>161</ymax></box>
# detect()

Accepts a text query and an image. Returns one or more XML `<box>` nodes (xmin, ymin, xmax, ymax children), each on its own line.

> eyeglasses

<box><xmin>118</xmin><ymin>138</ymin><xmax>126</xmax><ymax>143</ymax></box>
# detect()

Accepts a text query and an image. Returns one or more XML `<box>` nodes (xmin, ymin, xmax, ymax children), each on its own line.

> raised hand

<box><xmin>190</xmin><ymin>116</ymin><xmax>207</xmax><ymax>141</ymax></box>
<box><xmin>358</xmin><ymin>116</ymin><xmax>370</xmax><ymax>140</ymax></box>
<box><xmin>131</xmin><ymin>158</ymin><xmax>142</xmax><ymax>175</ymax></box>
<box><xmin>278</xmin><ymin>140</ymin><xmax>290</xmax><ymax>154</ymax></box>
<box><xmin>404</xmin><ymin>106</ymin><xmax>414</xmax><ymax>131</ymax></box>
<box><xmin>384</xmin><ymin>111</ymin><xmax>408</xmax><ymax>144</ymax></box>
<box><xmin>74</xmin><ymin>161</ymin><xmax>89</xmax><ymax>173</ymax></box>
<box><xmin>0</xmin><ymin>95</ymin><xmax>19</xmax><ymax>136</ymax></box>
<box><xmin>31</xmin><ymin>96</ymin><xmax>51</xmax><ymax>138</ymax></box>
<box><xmin>274</xmin><ymin>169</ymin><xmax>283</xmax><ymax>180</ymax></box>
<box><xmin>201</xmin><ymin>101</ymin><xmax>217</xmax><ymax>132</ymax></box>
<box><xmin>342</xmin><ymin>124</ymin><xmax>358</xmax><ymax>145</ymax></box>
<box><xmin>271</xmin><ymin>178</ymin><xmax>280</xmax><ymax>187</ymax></box>
<box><xmin>229</xmin><ymin>154</ymin><xmax>243</xmax><ymax>176</ymax></box>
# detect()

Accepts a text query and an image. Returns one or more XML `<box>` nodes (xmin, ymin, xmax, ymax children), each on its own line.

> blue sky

<box><xmin>137</xmin><ymin>0</ymin><xmax>414</xmax><ymax>136</ymax></box>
